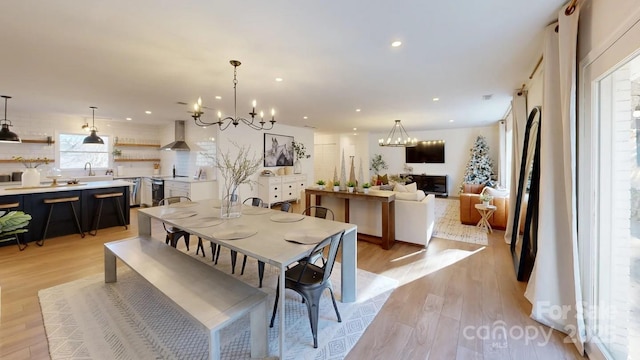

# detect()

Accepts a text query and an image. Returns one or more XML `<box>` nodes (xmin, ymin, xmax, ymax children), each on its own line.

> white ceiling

<box><xmin>0</xmin><ymin>0</ymin><xmax>564</xmax><ymax>134</ymax></box>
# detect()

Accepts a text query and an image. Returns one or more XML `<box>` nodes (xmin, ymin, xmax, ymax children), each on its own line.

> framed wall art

<box><xmin>264</xmin><ymin>133</ymin><xmax>294</xmax><ymax>167</ymax></box>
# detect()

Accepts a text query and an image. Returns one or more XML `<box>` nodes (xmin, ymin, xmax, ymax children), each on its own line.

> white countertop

<box><xmin>0</xmin><ymin>180</ymin><xmax>133</xmax><ymax>196</ymax></box>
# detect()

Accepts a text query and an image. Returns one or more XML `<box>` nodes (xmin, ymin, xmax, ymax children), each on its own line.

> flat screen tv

<box><xmin>405</xmin><ymin>140</ymin><xmax>445</xmax><ymax>163</ymax></box>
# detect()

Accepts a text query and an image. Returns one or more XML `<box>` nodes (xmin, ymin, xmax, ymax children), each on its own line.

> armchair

<box><xmin>459</xmin><ymin>184</ymin><xmax>509</xmax><ymax>230</ymax></box>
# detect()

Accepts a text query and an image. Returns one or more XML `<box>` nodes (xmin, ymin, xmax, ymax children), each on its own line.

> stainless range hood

<box><xmin>160</xmin><ymin>120</ymin><xmax>190</xmax><ymax>151</ymax></box>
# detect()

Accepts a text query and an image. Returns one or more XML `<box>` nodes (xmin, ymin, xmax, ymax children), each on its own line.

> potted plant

<box><xmin>332</xmin><ymin>180</ymin><xmax>340</xmax><ymax>192</ymax></box>
<box><xmin>332</xmin><ymin>167</ymin><xmax>340</xmax><ymax>191</ymax></box>
<box><xmin>347</xmin><ymin>181</ymin><xmax>356</xmax><ymax>193</ymax></box>
<box><xmin>370</xmin><ymin>154</ymin><xmax>388</xmax><ymax>184</ymax></box>
<box><xmin>0</xmin><ymin>210</ymin><xmax>32</xmax><ymax>251</ymax></box>
<box><xmin>362</xmin><ymin>182</ymin><xmax>371</xmax><ymax>194</ymax></box>
<box><xmin>316</xmin><ymin>179</ymin><xmax>326</xmax><ymax>190</ymax></box>
<box><xmin>479</xmin><ymin>191</ymin><xmax>493</xmax><ymax>206</ymax></box>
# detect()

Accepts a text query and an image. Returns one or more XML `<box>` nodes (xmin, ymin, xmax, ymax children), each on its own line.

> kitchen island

<box><xmin>0</xmin><ymin>180</ymin><xmax>132</xmax><ymax>244</ymax></box>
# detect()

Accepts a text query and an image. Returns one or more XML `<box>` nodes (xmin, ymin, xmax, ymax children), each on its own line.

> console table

<box><xmin>305</xmin><ymin>188</ymin><xmax>396</xmax><ymax>249</ymax></box>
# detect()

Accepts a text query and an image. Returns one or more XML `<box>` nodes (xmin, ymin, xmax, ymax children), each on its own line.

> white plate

<box><xmin>211</xmin><ymin>225</ymin><xmax>257</xmax><ymax>240</ymax></box>
<box><xmin>243</xmin><ymin>207</ymin><xmax>271</xmax><ymax>215</ymax></box>
<box><xmin>179</xmin><ymin>216</ymin><xmax>223</xmax><ymax>228</ymax></box>
<box><xmin>270</xmin><ymin>213</ymin><xmax>306</xmax><ymax>223</ymax></box>
<box><xmin>161</xmin><ymin>211</ymin><xmax>198</xmax><ymax>220</ymax></box>
<box><xmin>169</xmin><ymin>201</ymin><xmax>198</xmax><ymax>208</ymax></box>
<box><xmin>284</xmin><ymin>228</ymin><xmax>331</xmax><ymax>245</ymax></box>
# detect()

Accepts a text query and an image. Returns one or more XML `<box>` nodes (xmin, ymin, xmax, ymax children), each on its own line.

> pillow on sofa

<box><xmin>380</xmin><ymin>184</ymin><xmax>395</xmax><ymax>191</ymax></box>
<box><xmin>379</xmin><ymin>174</ymin><xmax>389</xmax><ymax>185</ymax></box>
<box><xmin>483</xmin><ymin>186</ymin><xmax>509</xmax><ymax>198</ymax></box>
<box><xmin>394</xmin><ymin>182</ymin><xmax>417</xmax><ymax>193</ymax></box>
<box><xmin>395</xmin><ymin>190</ymin><xmax>426</xmax><ymax>201</ymax></box>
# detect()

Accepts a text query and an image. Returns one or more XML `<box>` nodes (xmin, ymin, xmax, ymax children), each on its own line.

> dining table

<box><xmin>137</xmin><ymin>199</ymin><xmax>358</xmax><ymax>359</ymax></box>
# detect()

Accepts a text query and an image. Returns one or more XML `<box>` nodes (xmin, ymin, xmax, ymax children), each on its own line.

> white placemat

<box><xmin>179</xmin><ymin>216</ymin><xmax>223</xmax><ymax>228</ymax></box>
<box><xmin>211</xmin><ymin>225</ymin><xmax>257</xmax><ymax>240</ymax></box>
<box><xmin>160</xmin><ymin>211</ymin><xmax>198</xmax><ymax>220</ymax></box>
<box><xmin>270</xmin><ymin>213</ymin><xmax>306</xmax><ymax>223</ymax></box>
<box><xmin>284</xmin><ymin>228</ymin><xmax>331</xmax><ymax>244</ymax></box>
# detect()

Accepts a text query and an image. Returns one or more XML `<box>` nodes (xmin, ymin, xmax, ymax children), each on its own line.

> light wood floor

<box><xmin>0</xmin><ymin>205</ymin><xmax>585</xmax><ymax>359</ymax></box>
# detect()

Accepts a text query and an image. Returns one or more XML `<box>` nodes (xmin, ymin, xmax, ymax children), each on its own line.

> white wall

<box><xmin>213</xmin><ymin>123</ymin><xmax>314</xmax><ymax>199</ymax></box>
<box><xmin>368</xmin><ymin>125</ymin><xmax>500</xmax><ymax>195</ymax></box>
<box><xmin>578</xmin><ymin>0</ymin><xmax>639</xmax><ymax>61</ymax></box>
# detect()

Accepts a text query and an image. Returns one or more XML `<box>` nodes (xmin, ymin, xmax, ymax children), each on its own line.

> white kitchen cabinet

<box><xmin>258</xmin><ymin>174</ymin><xmax>306</xmax><ymax>208</ymax></box>
<box><xmin>141</xmin><ymin>177</ymin><xmax>153</xmax><ymax>207</ymax></box>
<box><xmin>164</xmin><ymin>180</ymin><xmax>215</xmax><ymax>202</ymax></box>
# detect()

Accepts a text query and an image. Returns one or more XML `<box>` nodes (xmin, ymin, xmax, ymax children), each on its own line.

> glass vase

<box><xmin>294</xmin><ymin>159</ymin><xmax>302</xmax><ymax>174</ymax></box>
<box><xmin>221</xmin><ymin>186</ymin><xmax>241</xmax><ymax>219</ymax></box>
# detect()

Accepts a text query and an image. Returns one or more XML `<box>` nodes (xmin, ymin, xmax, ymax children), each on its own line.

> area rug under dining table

<box><xmin>39</xmin><ymin>247</ymin><xmax>397</xmax><ymax>360</ymax></box>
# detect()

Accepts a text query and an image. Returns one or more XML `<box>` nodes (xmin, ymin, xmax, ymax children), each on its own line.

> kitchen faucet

<box><xmin>84</xmin><ymin>162</ymin><xmax>95</xmax><ymax>176</ymax></box>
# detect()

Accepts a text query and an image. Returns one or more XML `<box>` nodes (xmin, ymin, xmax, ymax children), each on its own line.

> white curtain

<box><xmin>524</xmin><ymin>4</ymin><xmax>586</xmax><ymax>354</ymax></box>
<box><xmin>504</xmin><ymin>92</ymin><xmax>527</xmax><ymax>244</ymax></box>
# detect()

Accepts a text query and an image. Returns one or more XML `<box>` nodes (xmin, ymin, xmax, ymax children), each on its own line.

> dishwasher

<box><xmin>120</xmin><ymin>177</ymin><xmax>141</xmax><ymax>207</ymax></box>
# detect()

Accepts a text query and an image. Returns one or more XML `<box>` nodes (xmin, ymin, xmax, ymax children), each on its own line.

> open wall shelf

<box><xmin>114</xmin><ymin>143</ymin><xmax>160</xmax><ymax>148</ymax></box>
<box><xmin>113</xmin><ymin>159</ymin><xmax>161</xmax><ymax>162</ymax></box>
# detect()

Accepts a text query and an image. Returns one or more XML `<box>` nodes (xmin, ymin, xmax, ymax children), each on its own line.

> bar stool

<box><xmin>0</xmin><ymin>202</ymin><xmax>27</xmax><ymax>251</ymax></box>
<box><xmin>38</xmin><ymin>196</ymin><xmax>84</xmax><ymax>246</ymax></box>
<box><xmin>89</xmin><ymin>192</ymin><xmax>128</xmax><ymax>236</ymax></box>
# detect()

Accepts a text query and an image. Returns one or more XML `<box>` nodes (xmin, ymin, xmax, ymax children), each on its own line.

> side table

<box><xmin>475</xmin><ymin>203</ymin><xmax>497</xmax><ymax>233</ymax></box>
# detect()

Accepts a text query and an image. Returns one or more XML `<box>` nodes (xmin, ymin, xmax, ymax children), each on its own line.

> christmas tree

<box><xmin>461</xmin><ymin>135</ymin><xmax>495</xmax><ymax>191</ymax></box>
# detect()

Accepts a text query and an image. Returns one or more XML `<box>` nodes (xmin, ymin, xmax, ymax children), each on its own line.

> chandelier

<box><xmin>378</xmin><ymin>120</ymin><xmax>417</xmax><ymax>147</ymax></box>
<box><xmin>192</xmin><ymin>60</ymin><xmax>276</xmax><ymax>131</ymax></box>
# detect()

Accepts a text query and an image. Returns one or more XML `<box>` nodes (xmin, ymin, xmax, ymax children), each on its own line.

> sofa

<box><xmin>318</xmin><ymin>183</ymin><xmax>435</xmax><ymax>247</ymax></box>
<box><xmin>459</xmin><ymin>184</ymin><xmax>509</xmax><ymax>230</ymax></box>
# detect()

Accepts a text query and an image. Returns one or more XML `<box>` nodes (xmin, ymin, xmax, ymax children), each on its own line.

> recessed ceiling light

<box><xmin>449</xmin><ymin>119</ymin><xmax>454</xmax><ymax>123</ymax></box>
<box><xmin>353</xmin><ymin>128</ymin><xmax>357</xmax><ymax>131</ymax></box>
<box><xmin>126</xmin><ymin>117</ymin><xmax>132</xmax><ymax>121</ymax></box>
<box><xmin>391</xmin><ymin>41</ymin><xmax>402</xmax><ymax>47</ymax></box>
<box><xmin>432</xmin><ymin>97</ymin><xmax>439</xmax><ymax>102</ymax></box>
<box><xmin>145</xmin><ymin>110</ymin><xmax>152</xmax><ymax>114</ymax></box>
<box><xmin>355</xmin><ymin>109</ymin><xmax>361</xmax><ymax>112</ymax></box>
<box><xmin>303</xmin><ymin>116</ymin><xmax>308</xmax><ymax>119</ymax></box>
<box><xmin>353</xmin><ymin>133</ymin><xmax>358</xmax><ymax>136</ymax></box>
<box><xmin>215</xmin><ymin>96</ymin><xmax>222</xmax><ymax>100</ymax></box>
<box><xmin>275</xmin><ymin>77</ymin><xmax>283</xmax><ymax>82</ymax></box>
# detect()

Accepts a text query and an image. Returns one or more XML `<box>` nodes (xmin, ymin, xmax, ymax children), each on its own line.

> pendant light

<box><xmin>0</xmin><ymin>95</ymin><xmax>21</xmax><ymax>143</ymax></box>
<box><xmin>83</xmin><ymin>106</ymin><xmax>104</xmax><ymax>144</ymax></box>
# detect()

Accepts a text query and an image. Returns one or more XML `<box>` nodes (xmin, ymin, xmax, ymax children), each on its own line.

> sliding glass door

<box><xmin>580</xmin><ymin>19</ymin><xmax>640</xmax><ymax>360</ymax></box>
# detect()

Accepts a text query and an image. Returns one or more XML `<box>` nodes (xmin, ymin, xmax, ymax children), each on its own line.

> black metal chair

<box><xmin>280</xmin><ymin>201</ymin><xmax>292</xmax><ymax>212</ymax></box>
<box><xmin>299</xmin><ymin>206</ymin><xmax>335</xmax><ymax>266</ymax></box>
<box><xmin>302</xmin><ymin>206</ymin><xmax>334</xmax><ymax>221</ymax></box>
<box><xmin>270</xmin><ymin>230</ymin><xmax>344</xmax><ymax>348</ymax></box>
<box><xmin>159</xmin><ymin>196</ymin><xmax>195</xmax><ymax>250</ymax></box>
<box><xmin>243</xmin><ymin>197</ymin><xmax>263</xmax><ymax>207</ymax></box>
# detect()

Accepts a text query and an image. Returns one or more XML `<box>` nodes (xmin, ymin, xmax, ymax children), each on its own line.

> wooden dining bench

<box><xmin>104</xmin><ymin>236</ymin><xmax>268</xmax><ymax>360</ymax></box>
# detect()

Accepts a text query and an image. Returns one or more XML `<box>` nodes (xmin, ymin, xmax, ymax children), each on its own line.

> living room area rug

<box><xmin>38</xmin><ymin>247</ymin><xmax>398</xmax><ymax>360</ymax></box>
<box><xmin>433</xmin><ymin>198</ymin><xmax>489</xmax><ymax>245</ymax></box>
